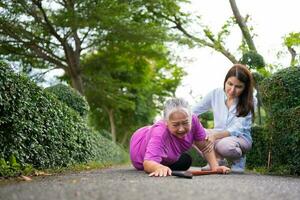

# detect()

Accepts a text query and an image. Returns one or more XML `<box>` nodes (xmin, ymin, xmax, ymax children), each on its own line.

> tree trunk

<box><xmin>106</xmin><ymin>107</ymin><xmax>117</xmax><ymax>143</ymax></box>
<box><xmin>67</xmin><ymin>65</ymin><xmax>84</xmax><ymax>95</ymax></box>
<box><xmin>121</xmin><ymin>131</ymin><xmax>130</xmax><ymax>146</ymax></box>
<box><xmin>288</xmin><ymin>46</ymin><xmax>296</xmax><ymax>66</ymax></box>
<box><xmin>63</xmin><ymin>33</ymin><xmax>85</xmax><ymax>94</ymax></box>
<box><xmin>256</xmin><ymin>86</ymin><xmax>262</xmax><ymax>125</ymax></box>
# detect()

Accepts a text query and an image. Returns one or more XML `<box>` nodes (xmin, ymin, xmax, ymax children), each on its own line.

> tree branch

<box><xmin>147</xmin><ymin>7</ymin><xmax>238</xmax><ymax>63</ymax></box>
<box><xmin>229</xmin><ymin>0</ymin><xmax>257</xmax><ymax>52</ymax></box>
<box><xmin>30</xmin><ymin>66</ymin><xmax>63</xmax><ymax>81</ymax></box>
<box><xmin>31</xmin><ymin>0</ymin><xmax>65</xmax><ymax>44</ymax></box>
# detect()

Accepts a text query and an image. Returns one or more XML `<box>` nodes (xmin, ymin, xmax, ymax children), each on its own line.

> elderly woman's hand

<box><xmin>148</xmin><ymin>165</ymin><xmax>172</xmax><ymax>177</ymax></box>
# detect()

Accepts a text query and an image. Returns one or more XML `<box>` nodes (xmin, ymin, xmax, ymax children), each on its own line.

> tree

<box><xmin>0</xmin><ymin>0</ymin><xmax>185</xmax><ymax>94</ymax></box>
<box><xmin>149</xmin><ymin>0</ymin><xmax>265</xmax><ymax>70</ymax></box>
<box><xmin>146</xmin><ymin>0</ymin><xmax>269</xmax><ymax>124</ymax></box>
<box><xmin>284</xmin><ymin>32</ymin><xmax>300</xmax><ymax>67</ymax></box>
<box><xmin>82</xmin><ymin>42</ymin><xmax>185</xmax><ymax>144</ymax></box>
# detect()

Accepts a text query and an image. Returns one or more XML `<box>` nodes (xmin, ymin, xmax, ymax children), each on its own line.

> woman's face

<box><xmin>225</xmin><ymin>76</ymin><xmax>245</xmax><ymax>99</ymax></box>
<box><xmin>167</xmin><ymin>110</ymin><xmax>191</xmax><ymax>138</ymax></box>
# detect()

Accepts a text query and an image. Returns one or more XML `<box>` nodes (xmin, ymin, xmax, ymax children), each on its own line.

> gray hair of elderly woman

<box><xmin>163</xmin><ymin>98</ymin><xmax>192</xmax><ymax>121</ymax></box>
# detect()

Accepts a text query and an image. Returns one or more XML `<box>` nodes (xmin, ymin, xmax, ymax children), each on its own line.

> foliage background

<box><xmin>0</xmin><ymin>61</ymin><xmax>127</xmax><ymax>176</ymax></box>
<box><xmin>259</xmin><ymin>67</ymin><xmax>300</xmax><ymax>175</ymax></box>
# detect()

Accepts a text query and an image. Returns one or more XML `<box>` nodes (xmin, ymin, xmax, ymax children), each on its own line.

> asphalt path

<box><xmin>0</xmin><ymin>165</ymin><xmax>299</xmax><ymax>200</ymax></box>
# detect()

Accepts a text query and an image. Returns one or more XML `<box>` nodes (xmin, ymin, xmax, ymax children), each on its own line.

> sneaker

<box><xmin>201</xmin><ymin>159</ymin><xmax>228</xmax><ymax>171</ymax></box>
<box><xmin>231</xmin><ymin>156</ymin><xmax>246</xmax><ymax>173</ymax></box>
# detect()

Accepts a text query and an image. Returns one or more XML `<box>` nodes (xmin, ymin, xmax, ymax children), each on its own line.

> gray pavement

<box><xmin>0</xmin><ymin>165</ymin><xmax>299</xmax><ymax>200</ymax></box>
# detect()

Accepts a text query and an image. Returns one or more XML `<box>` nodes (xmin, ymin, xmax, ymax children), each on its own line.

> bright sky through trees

<box><xmin>175</xmin><ymin>0</ymin><xmax>300</xmax><ymax>104</ymax></box>
<box><xmin>43</xmin><ymin>0</ymin><xmax>300</xmax><ymax>104</ymax></box>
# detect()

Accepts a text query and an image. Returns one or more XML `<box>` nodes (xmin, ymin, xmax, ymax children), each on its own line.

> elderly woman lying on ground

<box><xmin>129</xmin><ymin>97</ymin><xmax>230</xmax><ymax>177</ymax></box>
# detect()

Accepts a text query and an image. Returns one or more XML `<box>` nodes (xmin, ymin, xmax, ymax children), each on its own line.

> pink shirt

<box><xmin>129</xmin><ymin>115</ymin><xmax>206</xmax><ymax>170</ymax></box>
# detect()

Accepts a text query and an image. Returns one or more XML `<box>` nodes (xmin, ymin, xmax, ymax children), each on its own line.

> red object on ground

<box><xmin>172</xmin><ymin>169</ymin><xmax>228</xmax><ymax>179</ymax></box>
<box><xmin>188</xmin><ymin>169</ymin><xmax>224</xmax><ymax>176</ymax></box>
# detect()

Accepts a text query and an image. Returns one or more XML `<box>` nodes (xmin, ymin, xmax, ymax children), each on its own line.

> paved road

<box><xmin>0</xmin><ymin>165</ymin><xmax>299</xmax><ymax>200</ymax></box>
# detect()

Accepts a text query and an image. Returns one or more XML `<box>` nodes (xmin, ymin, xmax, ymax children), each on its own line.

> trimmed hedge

<box><xmin>266</xmin><ymin>107</ymin><xmax>300</xmax><ymax>174</ymax></box>
<box><xmin>260</xmin><ymin>66</ymin><xmax>300</xmax><ymax>175</ymax></box>
<box><xmin>0</xmin><ymin>61</ymin><xmax>127</xmax><ymax>176</ymax></box>
<box><xmin>45</xmin><ymin>84</ymin><xmax>89</xmax><ymax>117</ymax></box>
<box><xmin>246</xmin><ymin>125</ymin><xmax>269</xmax><ymax>169</ymax></box>
<box><xmin>260</xmin><ymin>67</ymin><xmax>300</xmax><ymax>113</ymax></box>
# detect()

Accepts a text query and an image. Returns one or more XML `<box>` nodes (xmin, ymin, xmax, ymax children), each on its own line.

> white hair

<box><xmin>163</xmin><ymin>98</ymin><xmax>192</xmax><ymax>121</ymax></box>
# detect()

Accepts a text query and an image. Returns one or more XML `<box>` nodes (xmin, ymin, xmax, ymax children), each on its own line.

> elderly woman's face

<box><xmin>167</xmin><ymin>110</ymin><xmax>191</xmax><ymax>138</ymax></box>
<box><xmin>225</xmin><ymin>76</ymin><xmax>245</xmax><ymax>99</ymax></box>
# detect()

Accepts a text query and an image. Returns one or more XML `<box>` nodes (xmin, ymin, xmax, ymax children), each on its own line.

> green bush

<box><xmin>260</xmin><ymin>66</ymin><xmax>300</xmax><ymax>175</ymax></box>
<box><xmin>260</xmin><ymin>67</ymin><xmax>300</xmax><ymax>114</ymax></box>
<box><xmin>0</xmin><ymin>155</ymin><xmax>33</xmax><ymax>177</ymax></box>
<box><xmin>0</xmin><ymin>61</ymin><xmax>127</xmax><ymax>176</ymax></box>
<box><xmin>267</xmin><ymin>107</ymin><xmax>300</xmax><ymax>175</ymax></box>
<box><xmin>45</xmin><ymin>84</ymin><xmax>89</xmax><ymax>117</ymax></box>
<box><xmin>247</xmin><ymin>125</ymin><xmax>270</xmax><ymax>169</ymax></box>
<box><xmin>187</xmin><ymin>147</ymin><xmax>206</xmax><ymax>167</ymax></box>
<box><xmin>240</xmin><ymin>51</ymin><xmax>265</xmax><ymax>70</ymax></box>
<box><xmin>199</xmin><ymin>111</ymin><xmax>214</xmax><ymax>129</ymax></box>
<box><xmin>98</xmin><ymin>129</ymin><xmax>113</xmax><ymax>140</ymax></box>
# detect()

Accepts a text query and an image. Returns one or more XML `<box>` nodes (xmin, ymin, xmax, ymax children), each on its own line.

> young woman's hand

<box><xmin>148</xmin><ymin>165</ymin><xmax>172</xmax><ymax>177</ymax></box>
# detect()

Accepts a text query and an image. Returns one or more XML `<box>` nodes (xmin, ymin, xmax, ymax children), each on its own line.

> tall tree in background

<box><xmin>149</xmin><ymin>0</ymin><xmax>266</xmax><ymax>71</ymax></box>
<box><xmin>147</xmin><ymin>0</ymin><xmax>268</xmax><ymax>123</ymax></box>
<box><xmin>82</xmin><ymin>42</ymin><xmax>185</xmax><ymax>144</ymax></box>
<box><xmin>0</xmin><ymin>0</ymin><xmax>185</xmax><ymax>94</ymax></box>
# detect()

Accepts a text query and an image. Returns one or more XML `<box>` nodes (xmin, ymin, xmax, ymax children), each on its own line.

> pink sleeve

<box><xmin>143</xmin><ymin>123</ymin><xmax>166</xmax><ymax>164</ymax></box>
<box><xmin>192</xmin><ymin>115</ymin><xmax>206</xmax><ymax>141</ymax></box>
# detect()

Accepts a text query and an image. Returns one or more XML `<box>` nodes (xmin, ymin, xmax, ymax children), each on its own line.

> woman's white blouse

<box><xmin>192</xmin><ymin>88</ymin><xmax>256</xmax><ymax>143</ymax></box>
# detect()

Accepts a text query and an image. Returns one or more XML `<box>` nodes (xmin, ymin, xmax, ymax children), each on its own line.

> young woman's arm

<box><xmin>206</xmin><ymin>129</ymin><xmax>230</xmax><ymax>142</ymax></box>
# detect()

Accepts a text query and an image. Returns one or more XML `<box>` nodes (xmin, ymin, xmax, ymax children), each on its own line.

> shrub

<box><xmin>260</xmin><ymin>66</ymin><xmax>300</xmax><ymax>175</ymax></box>
<box><xmin>267</xmin><ymin>107</ymin><xmax>300</xmax><ymax>175</ymax></box>
<box><xmin>246</xmin><ymin>125</ymin><xmax>270</xmax><ymax>169</ymax></box>
<box><xmin>98</xmin><ymin>129</ymin><xmax>113</xmax><ymax>140</ymax></box>
<box><xmin>187</xmin><ymin>147</ymin><xmax>206</xmax><ymax>167</ymax></box>
<box><xmin>260</xmin><ymin>67</ymin><xmax>300</xmax><ymax>114</ymax></box>
<box><xmin>45</xmin><ymin>84</ymin><xmax>89</xmax><ymax>117</ymax></box>
<box><xmin>240</xmin><ymin>51</ymin><xmax>265</xmax><ymax>70</ymax></box>
<box><xmin>0</xmin><ymin>155</ymin><xmax>33</xmax><ymax>177</ymax></box>
<box><xmin>0</xmin><ymin>61</ymin><xmax>127</xmax><ymax>176</ymax></box>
